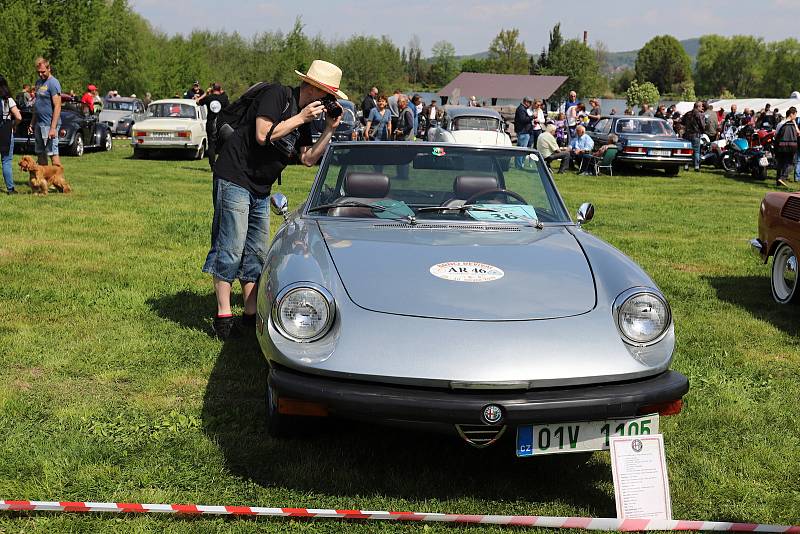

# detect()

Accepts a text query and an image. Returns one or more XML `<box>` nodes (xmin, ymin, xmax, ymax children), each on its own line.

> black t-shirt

<box><xmin>198</xmin><ymin>92</ymin><xmax>229</xmax><ymax>123</ymax></box>
<box><xmin>214</xmin><ymin>84</ymin><xmax>312</xmax><ymax>197</ymax></box>
<box><xmin>185</xmin><ymin>87</ymin><xmax>203</xmax><ymax>99</ymax></box>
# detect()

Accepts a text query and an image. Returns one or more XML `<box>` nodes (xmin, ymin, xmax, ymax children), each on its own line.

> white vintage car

<box><xmin>130</xmin><ymin>99</ymin><xmax>207</xmax><ymax>159</ymax></box>
<box><xmin>427</xmin><ymin>105</ymin><xmax>512</xmax><ymax>147</ymax></box>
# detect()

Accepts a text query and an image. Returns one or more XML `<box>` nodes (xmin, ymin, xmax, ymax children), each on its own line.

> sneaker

<box><xmin>6</xmin><ymin>189</ymin><xmax>17</xmax><ymax>195</ymax></box>
<box><xmin>212</xmin><ymin>315</ymin><xmax>241</xmax><ymax>340</ymax></box>
<box><xmin>239</xmin><ymin>313</ymin><xmax>257</xmax><ymax>333</ymax></box>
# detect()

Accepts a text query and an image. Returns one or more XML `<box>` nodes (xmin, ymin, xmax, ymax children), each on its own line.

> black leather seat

<box><xmin>443</xmin><ymin>175</ymin><xmax>500</xmax><ymax>208</ymax></box>
<box><xmin>328</xmin><ymin>172</ymin><xmax>390</xmax><ymax>217</ymax></box>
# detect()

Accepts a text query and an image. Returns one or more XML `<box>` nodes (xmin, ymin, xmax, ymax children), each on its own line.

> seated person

<box><xmin>586</xmin><ymin>134</ymin><xmax>620</xmax><ymax>175</ymax></box>
<box><xmin>569</xmin><ymin>124</ymin><xmax>595</xmax><ymax>174</ymax></box>
<box><xmin>537</xmin><ymin>123</ymin><xmax>572</xmax><ymax>174</ymax></box>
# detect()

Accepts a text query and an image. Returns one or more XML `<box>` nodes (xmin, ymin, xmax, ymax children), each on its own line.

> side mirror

<box><xmin>576</xmin><ymin>202</ymin><xmax>594</xmax><ymax>227</ymax></box>
<box><xmin>270</xmin><ymin>192</ymin><xmax>289</xmax><ymax>222</ymax></box>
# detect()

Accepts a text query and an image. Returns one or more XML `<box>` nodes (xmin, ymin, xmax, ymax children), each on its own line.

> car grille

<box><xmin>373</xmin><ymin>223</ymin><xmax>521</xmax><ymax>231</ymax></box>
<box><xmin>781</xmin><ymin>196</ymin><xmax>800</xmax><ymax>222</ymax></box>
<box><xmin>455</xmin><ymin>424</ymin><xmax>507</xmax><ymax>448</ymax></box>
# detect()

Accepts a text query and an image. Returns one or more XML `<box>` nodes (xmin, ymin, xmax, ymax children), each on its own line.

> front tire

<box><xmin>751</xmin><ymin>164</ymin><xmax>765</xmax><ymax>180</ymax></box>
<box><xmin>70</xmin><ymin>135</ymin><xmax>84</xmax><ymax>157</ymax></box>
<box><xmin>771</xmin><ymin>243</ymin><xmax>800</xmax><ymax>304</ymax></box>
<box><xmin>721</xmin><ymin>154</ymin><xmax>736</xmax><ymax>174</ymax></box>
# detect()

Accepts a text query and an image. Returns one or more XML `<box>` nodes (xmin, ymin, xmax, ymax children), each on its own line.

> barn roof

<box><xmin>437</xmin><ymin>72</ymin><xmax>569</xmax><ymax>100</ymax></box>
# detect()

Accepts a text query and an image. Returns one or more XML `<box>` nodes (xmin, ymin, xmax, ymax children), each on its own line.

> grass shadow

<box><xmin>200</xmin><ymin>337</ymin><xmax>615</xmax><ymax>514</ymax></box>
<box><xmin>704</xmin><ymin>274</ymin><xmax>799</xmax><ymax>335</ymax></box>
<box><xmin>146</xmin><ymin>290</ymin><xmax>217</xmax><ymax>335</ymax></box>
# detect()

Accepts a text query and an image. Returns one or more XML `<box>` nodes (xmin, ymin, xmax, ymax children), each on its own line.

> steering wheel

<box><xmin>463</xmin><ymin>188</ymin><xmax>528</xmax><ymax>206</ymax></box>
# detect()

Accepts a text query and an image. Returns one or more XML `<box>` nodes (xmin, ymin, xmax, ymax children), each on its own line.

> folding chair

<box><xmin>592</xmin><ymin>146</ymin><xmax>619</xmax><ymax>176</ymax></box>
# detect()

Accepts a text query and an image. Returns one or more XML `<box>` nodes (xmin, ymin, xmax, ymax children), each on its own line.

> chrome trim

<box><xmin>617</xmin><ymin>154</ymin><xmax>693</xmax><ymax>164</ymax></box>
<box><xmin>450</xmin><ymin>380</ymin><xmax>529</xmax><ymax>390</ymax></box>
<box><xmin>750</xmin><ymin>238</ymin><xmax>765</xmax><ymax>259</ymax></box>
<box><xmin>272</xmin><ymin>282</ymin><xmax>336</xmax><ymax>343</ymax></box>
<box><xmin>612</xmin><ymin>288</ymin><xmax>672</xmax><ymax>347</ymax></box>
<box><xmin>455</xmin><ymin>424</ymin><xmax>507</xmax><ymax>448</ymax></box>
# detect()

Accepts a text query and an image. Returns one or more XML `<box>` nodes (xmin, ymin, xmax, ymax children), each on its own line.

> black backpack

<box><xmin>216</xmin><ymin>81</ymin><xmax>282</xmax><ymax>144</ymax></box>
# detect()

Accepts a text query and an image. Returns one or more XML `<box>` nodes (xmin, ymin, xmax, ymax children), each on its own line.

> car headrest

<box><xmin>453</xmin><ymin>175</ymin><xmax>500</xmax><ymax>199</ymax></box>
<box><xmin>344</xmin><ymin>173</ymin><xmax>390</xmax><ymax>198</ymax></box>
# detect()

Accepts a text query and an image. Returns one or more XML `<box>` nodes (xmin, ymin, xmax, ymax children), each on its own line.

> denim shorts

<box><xmin>34</xmin><ymin>123</ymin><xmax>59</xmax><ymax>156</ymax></box>
<box><xmin>202</xmin><ymin>178</ymin><xmax>270</xmax><ymax>283</ymax></box>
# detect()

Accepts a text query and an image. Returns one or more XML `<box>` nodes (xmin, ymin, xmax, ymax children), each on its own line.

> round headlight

<box><xmin>616</xmin><ymin>290</ymin><xmax>670</xmax><ymax>345</ymax></box>
<box><xmin>275</xmin><ymin>285</ymin><xmax>334</xmax><ymax>341</ymax></box>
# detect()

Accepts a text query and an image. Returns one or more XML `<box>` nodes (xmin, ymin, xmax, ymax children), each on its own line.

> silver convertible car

<box><xmin>256</xmin><ymin>142</ymin><xmax>688</xmax><ymax>456</ymax></box>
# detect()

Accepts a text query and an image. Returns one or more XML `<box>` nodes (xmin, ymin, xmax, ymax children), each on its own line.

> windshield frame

<box><xmin>304</xmin><ymin>142</ymin><xmax>573</xmax><ymax>226</ymax></box>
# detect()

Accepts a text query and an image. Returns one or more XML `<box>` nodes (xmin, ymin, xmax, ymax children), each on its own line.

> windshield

<box><xmin>147</xmin><ymin>103</ymin><xmax>196</xmax><ymax>119</ymax></box>
<box><xmin>308</xmin><ymin>144</ymin><xmax>570</xmax><ymax>224</ymax></box>
<box><xmin>615</xmin><ymin>118</ymin><xmax>675</xmax><ymax>136</ymax></box>
<box><xmin>452</xmin><ymin>116</ymin><xmax>500</xmax><ymax>131</ymax></box>
<box><xmin>106</xmin><ymin>101</ymin><xmax>136</xmax><ymax>111</ymax></box>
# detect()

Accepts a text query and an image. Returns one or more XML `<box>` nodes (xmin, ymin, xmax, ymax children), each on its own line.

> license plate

<box><xmin>150</xmin><ymin>132</ymin><xmax>172</xmax><ymax>138</ymax></box>
<box><xmin>516</xmin><ymin>414</ymin><xmax>659</xmax><ymax>457</ymax></box>
<box><xmin>649</xmin><ymin>149</ymin><xmax>671</xmax><ymax>157</ymax></box>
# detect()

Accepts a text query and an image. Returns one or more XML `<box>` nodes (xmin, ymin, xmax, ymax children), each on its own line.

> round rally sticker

<box><xmin>430</xmin><ymin>262</ymin><xmax>504</xmax><ymax>283</ymax></box>
<box><xmin>210</xmin><ymin>100</ymin><xmax>222</xmax><ymax>113</ymax></box>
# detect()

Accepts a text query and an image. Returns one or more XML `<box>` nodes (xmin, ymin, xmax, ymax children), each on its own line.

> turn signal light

<box><xmin>277</xmin><ymin>397</ymin><xmax>329</xmax><ymax>417</ymax></box>
<box><xmin>638</xmin><ymin>399</ymin><xmax>683</xmax><ymax>416</ymax></box>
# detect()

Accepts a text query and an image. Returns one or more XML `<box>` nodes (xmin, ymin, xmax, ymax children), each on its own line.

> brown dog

<box><xmin>19</xmin><ymin>155</ymin><xmax>72</xmax><ymax>195</ymax></box>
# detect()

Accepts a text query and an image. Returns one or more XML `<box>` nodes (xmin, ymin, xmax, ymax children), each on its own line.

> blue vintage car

<box><xmin>587</xmin><ymin>116</ymin><xmax>693</xmax><ymax>176</ymax></box>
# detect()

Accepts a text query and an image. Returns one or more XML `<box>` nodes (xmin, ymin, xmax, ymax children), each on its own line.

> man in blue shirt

<box><xmin>569</xmin><ymin>124</ymin><xmax>595</xmax><ymax>174</ymax></box>
<box><xmin>29</xmin><ymin>57</ymin><xmax>62</xmax><ymax>166</ymax></box>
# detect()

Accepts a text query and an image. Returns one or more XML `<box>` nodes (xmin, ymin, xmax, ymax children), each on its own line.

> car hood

<box><xmin>132</xmin><ymin>118</ymin><xmax>195</xmax><ymax>131</ymax></box>
<box><xmin>451</xmin><ymin>130</ymin><xmax>510</xmax><ymax>146</ymax></box>
<box><xmin>99</xmin><ymin>110</ymin><xmax>129</xmax><ymax>123</ymax></box>
<box><xmin>319</xmin><ymin>221</ymin><xmax>595</xmax><ymax>320</ymax></box>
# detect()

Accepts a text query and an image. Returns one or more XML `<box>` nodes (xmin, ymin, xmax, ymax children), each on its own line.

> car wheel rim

<box><xmin>772</xmin><ymin>245</ymin><xmax>797</xmax><ymax>302</ymax></box>
<box><xmin>76</xmin><ymin>138</ymin><xmax>83</xmax><ymax>156</ymax></box>
<box><xmin>106</xmin><ymin>135</ymin><xmax>112</xmax><ymax>150</ymax></box>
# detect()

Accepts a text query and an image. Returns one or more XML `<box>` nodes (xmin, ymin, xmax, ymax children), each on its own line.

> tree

<box><xmin>695</xmin><ymin>34</ymin><xmax>765</xmax><ymax>97</ymax></box>
<box><xmin>626</xmin><ymin>79</ymin><xmax>660</xmax><ymax>109</ymax></box>
<box><xmin>544</xmin><ymin>39</ymin><xmax>604</xmax><ymax>102</ymax></box>
<box><xmin>487</xmin><ymin>28</ymin><xmax>528</xmax><ymax>74</ymax></box>
<box><xmin>460</xmin><ymin>57</ymin><xmax>489</xmax><ymax>73</ymax></box>
<box><xmin>405</xmin><ymin>35</ymin><xmax>423</xmax><ymax>85</ymax></box>
<box><xmin>680</xmin><ymin>81</ymin><xmax>697</xmax><ymax>102</ymax></box>
<box><xmin>611</xmin><ymin>68</ymin><xmax>636</xmax><ymax>95</ymax></box>
<box><xmin>634</xmin><ymin>35</ymin><xmax>691</xmax><ymax>94</ymax></box>
<box><xmin>763</xmin><ymin>39</ymin><xmax>800</xmax><ymax>97</ymax></box>
<box><xmin>536</xmin><ymin>23</ymin><xmax>564</xmax><ymax>71</ymax></box>
<box><xmin>429</xmin><ymin>41</ymin><xmax>458</xmax><ymax>86</ymax></box>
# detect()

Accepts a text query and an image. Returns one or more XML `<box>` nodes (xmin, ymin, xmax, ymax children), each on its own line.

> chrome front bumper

<box><xmin>750</xmin><ymin>238</ymin><xmax>766</xmax><ymax>261</ymax></box>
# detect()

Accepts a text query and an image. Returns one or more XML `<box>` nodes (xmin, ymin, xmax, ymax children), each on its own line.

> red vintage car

<box><xmin>751</xmin><ymin>192</ymin><xmax>800</xmax><ymax>303</ymax></box>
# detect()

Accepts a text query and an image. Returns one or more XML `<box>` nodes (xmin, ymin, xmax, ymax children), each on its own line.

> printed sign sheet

<box><xmin>610</xmin><ymin>434</ymin><xmax>672</xmax><ymax>520</ymax></box>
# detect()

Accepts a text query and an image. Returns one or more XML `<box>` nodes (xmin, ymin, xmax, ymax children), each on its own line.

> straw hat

<box><xmin>295</xmin><ymin>60</ymin><xmax>347</xmax><ymax>100</ymax></box>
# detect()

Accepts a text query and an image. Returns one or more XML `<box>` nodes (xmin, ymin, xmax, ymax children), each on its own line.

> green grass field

<box><xmin>0</xmin><ymin>142</ymin><xmax>798</xmax><ymax>532</ymax></box>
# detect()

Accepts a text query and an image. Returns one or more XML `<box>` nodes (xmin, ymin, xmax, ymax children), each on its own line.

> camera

<box><xmin>320</xmin><ymin>93</ymin><xmax>342</xmax><ymax>118</ymax></box>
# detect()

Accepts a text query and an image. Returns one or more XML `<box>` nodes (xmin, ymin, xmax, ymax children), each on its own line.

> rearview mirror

<box><xmin>270</xmin><ymin>192</ymin><xmax>289</xmax><ymax>222</ymax></box>
<box><xmin>576</xmin><ymin>202</ymin><xmax>594</xmax><ymax>227</ymax></box>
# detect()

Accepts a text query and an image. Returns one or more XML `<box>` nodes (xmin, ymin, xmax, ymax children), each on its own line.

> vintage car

<box><xmin>587</xmin><ymin>116</ymin><xmax>693</xmax><ymax>176</ymax></box>
<box><xmin>427</xmin><ymin>106</ymin><xmax>512</xmax><ymax>147</ymax></box>
<box><xmin>256</xmin><ymin>142</ymin><xmax>689</xmax><ymax>456</ymax></box>
<box><xmin>99</xmin><ymin>97</ymin><xmax>146</xmax><ymax>136</ymax></box>
<box><xmin>130</xmin><ymin>99</ymin><xmax>207</xmax><ymax>159</ymax></box>
<box><xmin>310</xmin><ymin>99</ymin><xmax>359</xmax><ymax>143</ymax></box>
<box><xmin>13</xmin><ymin>100</ymin><xmax>113</xmax><ymax>157</ymax></box>
<box><xmin>750</xmin><ymin>192</ymin><xmax>800</xmax><ymax>303</ymax></box>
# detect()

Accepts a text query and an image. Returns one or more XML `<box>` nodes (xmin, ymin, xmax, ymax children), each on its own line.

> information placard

<box><xmin>609</xmin><ymin>434</ymin><xmax>672</xmax><ymax>520</ymax></box>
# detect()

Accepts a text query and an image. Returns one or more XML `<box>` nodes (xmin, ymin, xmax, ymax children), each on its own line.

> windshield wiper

<box><xmin>416</xmin><ymin>204</ymin><xmax>544</xmax><ymax>229</ymax></box>
<box><xmin>308</xmin><ymin>201</ymin><xmax>416</xmax><ymax>225</ymax></box>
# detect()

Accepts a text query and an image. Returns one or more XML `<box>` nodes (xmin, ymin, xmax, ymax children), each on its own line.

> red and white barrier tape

<box><xmin>1</xmin><ymin>501</ymin><xmax>798</xmax><ymax>531</ymax></box>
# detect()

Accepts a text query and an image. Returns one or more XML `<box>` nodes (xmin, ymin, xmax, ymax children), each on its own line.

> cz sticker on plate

<box><xmin>516</xmin><ymin>414</ymin><xmax>659</xmax><ymax>457</ymax></box>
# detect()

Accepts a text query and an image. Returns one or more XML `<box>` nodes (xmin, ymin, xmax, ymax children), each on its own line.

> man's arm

<box><xmin>299</xmin><ymin>111</ymin><xmax>342</xmax><ymax>167</ymax></box>
<box><xmin>255</xmin><ymin>99</ymin><xmax>325</xmax><ymax>145</ymax></box>
<box><xmin>49</xmin><ymin>92</ymin><xmax>61</xmax><ymax>138</ymax></box>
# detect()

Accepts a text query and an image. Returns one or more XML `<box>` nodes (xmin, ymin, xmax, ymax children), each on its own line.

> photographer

<box><xmin>202</xmin><ymin>60</ymin><xmax>347</xmax><ymax>339</ymax></box>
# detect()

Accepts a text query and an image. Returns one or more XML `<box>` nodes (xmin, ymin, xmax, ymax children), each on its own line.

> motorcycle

<box><xmin>720</xmin><ymin>136</ymin><xmax>771</xmax><ymax>179</ymax></box>
<box><xmin>699</xmin><ymin>134</ymin><xmax>729</xmax><ymax>168</ymax></box>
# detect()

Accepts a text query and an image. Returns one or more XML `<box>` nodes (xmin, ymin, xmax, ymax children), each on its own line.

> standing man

<box><xmin>683</xmin><ymin>101</ymin><xmax>706</xmax><ymax>172</ymax></box>
<box><xmin>202</xmin><ymin>60</ymin><xmax>346</xmax><ymax>339</ymax></box>
<box><xmin>387</xmin><ymin>89</ymin><xmax>401</xmax><ymax>132</ymax></box>
<box><xmin>361</xmin><ymin>86</ymin><xmax>378</xmax><ymax>126</ymax></box>
<box><xmin>197</xmin><ymin>82</ymin><xmax>230</xmax><ymax>171</ymax></box>
<box><xmin>513</xmin><ymin>97</ymin><xmax>533</xmax><ymax>168</ymax></box>
<box><xmin>394</xmin><ymin>95</ymin><xmax>415</xmax><ymax>141</ymax></box>
<box><xmin>29</xmin><ymin>57</ymin><xmax>62</xmax><ymax>167</ymax></box>
<box><xmin>704</xmin><ymin>103</ymin><xmax>719</xmax><ymax>141</ymax></box>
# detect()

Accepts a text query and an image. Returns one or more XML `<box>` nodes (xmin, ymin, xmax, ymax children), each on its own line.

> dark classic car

<box><xmin>751</xmin><ymin>192</ymin><xmax>800</xmax><ymax>303</ymax></box>
<box><xmin>14</xmin><ymin>100</ymin><xmax>113</xmax><ymax>157</ymax></box>
<box><xmin>587</xmin><ymin>116</ymin><xmax>693</xmax><ymax>176</ymax></box>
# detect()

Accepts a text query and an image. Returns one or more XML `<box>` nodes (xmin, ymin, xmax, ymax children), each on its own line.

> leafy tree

<box><xmin>635</xmin><ymin>35</ymin><xmax>691</xmax><ymax>94</ymax></box>
<box><xmin>405</xmin><ymin>35</ymin><xmax>423</xmax><ymax>85</ymax></box>
<box><xmin>331</xmin><ymin>36</ymin><xmax>404</xmax><ymax>99</ymax></box>
<box><xmin>611</xmin><ymin>68</ymin><xmax>636</xmax><ymax>95</ymax></box>
<box><xmin>544</xmin><ymin>39</ymin><xmax>604</xmax><ymax>102</ymax></box>
<box><xmin>763</xmin><ymin>39</ymin><xmax>800</xmax><ymax>98</ymax></box>
<box><xmin>626</xmin><ymin>79</ymin><xmax>660</xmax><ymax>108</ymax></box>
<box><xmin>0</xmin><ymin>1</ymin><xmax>48</xmax><ymax>90</ymax></box>
<box><xmin>680</xmin><ymin>81</ymin><xmax>697</xmax><ymax>102</ymax></box>
<box><xmin>487</xmin><ymin>28</ymin><xmax>528</xmax><ymax>74</ymax></box>
<box><xmin>460</xmin><ymin>58</ymin><xmax>489</xmax><ymax>73</ymax></box>
<box><xmin>536</xmin><ymin>23</ymin><xmax>563</xmax><ymax>71</ymax></box>
<box><xmin>695</xmin><ymin>35</ymin><xmax>765</xmax><ymax>97</ymax></box>
<box><xmin>429</xmin><ymin>41</ymin><xmax>458</xmax><ymax>86</ymax></box>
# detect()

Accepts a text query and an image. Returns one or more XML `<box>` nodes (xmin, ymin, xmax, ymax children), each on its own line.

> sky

<box><xmin>130</xmin><ymin>0</ymin><xmax>800</xmax><ymax>57</ymax></box>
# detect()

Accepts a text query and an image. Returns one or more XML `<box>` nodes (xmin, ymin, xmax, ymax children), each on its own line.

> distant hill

<box><xmin>604</xmin><ymin>38</ymin><xmax>700</xmax><ymax>71</ymax></box>
<box><xmin>452</xmin><ymin>38</ymin><xmax>701</xmax><ymax>71</ymax></box>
